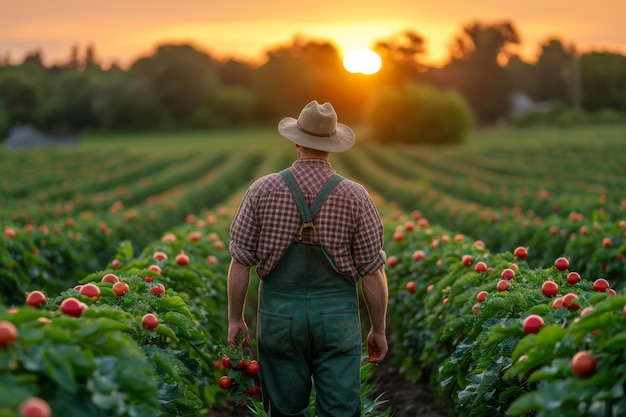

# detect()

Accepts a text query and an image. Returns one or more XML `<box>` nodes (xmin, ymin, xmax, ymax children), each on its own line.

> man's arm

<box><xmin>227</xmin><ymin>259</ymin><xmax>252</xmax><ymax>347</ymax></box>
<box><xmin>360</xmin><ymin>266</ymin><xmax>389</xmax><ymax>364</ymax></box>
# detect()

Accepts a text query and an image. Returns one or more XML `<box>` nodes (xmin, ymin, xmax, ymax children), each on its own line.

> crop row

<box><xmin>382</xmin><ymin>212</ymin><xmax>626</xmax><ymax>416</ymax></box>
<box><xmin>1</xmin><ymin>211</ymin><xmax>238</xmax><ymax>416</ymax></box>
<box><xmin>0</xmin><ymin>149</ymin><xmax>283</xmax><ymax>307</ymax></box>
<box><xmin>335</xmin><ymin>144</ymin><xmax>626</xmax><ymax>289</ymax></box>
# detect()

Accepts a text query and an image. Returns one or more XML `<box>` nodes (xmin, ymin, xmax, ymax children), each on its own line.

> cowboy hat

<box><xmin>278</xmin><ymin>100</ymin><xmax>355</xmax><ymax>152</ymax></box>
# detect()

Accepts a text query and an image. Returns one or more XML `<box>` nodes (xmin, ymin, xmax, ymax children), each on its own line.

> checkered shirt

<box><xmin>229</xmin><ymin>158</ymin><xmax>386</xmax><ymax>282</ymax></box>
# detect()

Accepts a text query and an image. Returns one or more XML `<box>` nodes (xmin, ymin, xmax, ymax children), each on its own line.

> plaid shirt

<box><xmin>229</xmin><ymin>158</ymin><xmax>386</xmax><ymax>282</ymax></box>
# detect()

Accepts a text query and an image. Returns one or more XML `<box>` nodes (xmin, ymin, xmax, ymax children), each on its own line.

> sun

<box><xmin>342</xmin><ymin>48</ymin><xmax>382</xmax><ymax>75</ymax></box>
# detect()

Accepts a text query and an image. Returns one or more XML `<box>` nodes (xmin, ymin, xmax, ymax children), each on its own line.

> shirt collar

<box><xmin>292</xmin><ymin>158</ymin><xmax>333</xmax><ymax>169</ymax></box>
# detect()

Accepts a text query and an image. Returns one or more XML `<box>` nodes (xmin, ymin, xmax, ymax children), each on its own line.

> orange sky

<box><xmin>2</xmin><ymin>0</ymin><xmax>625</xmax><ymax>68</ymax></box>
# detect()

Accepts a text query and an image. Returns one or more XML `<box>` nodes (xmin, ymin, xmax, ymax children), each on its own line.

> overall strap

<box><xmin>279</xmin><ymin>169</ymin><xmax>344</xmax><ymax>240</ymax></box>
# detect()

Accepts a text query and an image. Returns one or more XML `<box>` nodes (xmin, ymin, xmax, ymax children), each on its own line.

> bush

<box><xmin>366</xmin><ymin>82</ymin><xmax>473</xmax><ymax>145</ymax></box>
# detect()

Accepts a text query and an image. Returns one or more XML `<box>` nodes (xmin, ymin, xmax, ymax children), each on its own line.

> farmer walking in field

<box><xmin>227</xmin><ymin>100</ymin><xmax>389</xmax><ymax>417</ymax></box>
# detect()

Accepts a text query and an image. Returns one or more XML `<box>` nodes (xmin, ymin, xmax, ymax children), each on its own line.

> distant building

<box><xmin>509</xmin><ymin>92</ymin><xmax>552</xmax><ymax>120</ymax></box>
<box><xmin>4</xmin><ymin>125</ymin><xmax>79</xmax><ymax>149</ymax></box>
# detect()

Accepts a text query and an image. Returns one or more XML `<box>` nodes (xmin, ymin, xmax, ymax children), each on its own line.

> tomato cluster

<box><xmin>216</xmin><ymin>336</ymin><xmax>261</xmax><ymax>403</ymax></box>
<box><xmin>217</xmin><ymin>355</ymin><xmax>261</xmax><ymax>401</ymax></box>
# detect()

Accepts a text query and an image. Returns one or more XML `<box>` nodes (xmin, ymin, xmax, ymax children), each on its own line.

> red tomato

<box><xmin>562</xmin><ymin>293</ymin><xmax>580</xmax><ymax>311</ymax></box>
<box><xmin>513</xmin><ymin>246</ymin><xmax>528</xmax><ymax>260</ymax></box>
<box><xmin>25</xmin><ymin>291</ymin><xmax>46</xmax><ymax>308</ymax></box>
<box><xmin>153</xmin><ymin>251</ymin><xmax>168</xmax><ymax>261</ymax></box>
<box><xmin>101</xmin><ymin>273</ymin><xmax>119</xmax><ymax>283</ymax></box>
<box><xmin>175</xmin><ymin>253</ymin><xmax>190</xmax><ymax>266</ymax></box>
<box><xmin>412</xmin><ymin>250</ymin><xmax>425</xmax><ymax>262</ymax></box>
<box><xmin>461</xmin><ymin>255</ymin><xmax>473</xmax><ymax>266</ymax></box>
<box><xmin>571</xmin><ymin>351</ymin><xmax>596</xmax><ymax>377</ymax></box>
<box><xmin>552</xmin><ymin>297</ymin><xmax>564</xmax><ymax>309</ymax></box>
<box><xmin>0</xmin><ymin>321</ymin><xmax>18</xmax><ymax>348</ymax></box>
<box><xmin>161</xmin><ymin>233</ymin><xmax>176</xmax><ymax>242</ymax></box>
<box><xmin>188</xmin><ymin>231</ymin><xmax>201</xmax><ymax>242</ymax></box>
<box><xmin>406</xmin><ymin>281</ymin><xmax>416</xmax><ymax>294</ymax></box>
<box><xmin>496</xmin><ymin>280</ymin><xmax>510</xmax><ymax>292</ymax></box>
<box><xmin>144</xmin><ymin>276</ymin><xmax>154</xmax><ymax>283</ymax></box>
<box><xmin>18</xmin><ymin>397</ymin><xmax>51</xmax><ymax>417</ymax></box>
<box><xmin>602</xmin><ymin>237</ymin><xmax>612</xmax><ymax>248</ymax></box>
<box><xmin>554</xmin><ymin>257</ymin><xmax>569</xmax><ymax>271</ymax></box>
<box><xmin>111</xmin><ymin>259</ymin><xmax>121</xmax><ymax>269</ymax></box>
<box><xmin>387</xmin><ymin>256</ymin><xmax>398</xmax><ymax>268</ymax></box>
<box><xmin>522</xmin><ymin>314</ymin><xmax>544</xmax><ymax>334</ymax></box>
<box><xmin>541</xmin><ymin>281</ymin><xmax>559</xmax><ymax>297</ymax></box>
<box><xmin>472</xmin><ymin>303</ymin><xmax>481</xmax><ymax>315</ymax></box>
<box><xmin>592</xmin><ymin>278</ymin><xmax>610</xmax><ymax>293</ymax></box>
<box><xmin>222</xmin><ymin>356</ymin><xmax>233</xmax><ymax>369</ymax></box>
<box><xmin>476</xmin><ymin>291</ymin><xmax>488</xmax><ymax>303</ymax></box>
<box><xmin>474</xmin><ymin>261</ymin><xmax>488</xmax><ymax>273</ymax></box>
<box><xmin>247</xmin><ymin>385</ymin><xmax>261</xmax><ymax>395</ymax></box>
<box><xmin>147</xmin><ymin>265</ymin><xmax>162</xmax><ymax>274</ymax></box>
<box><xmin>218</xmin><ymin>376</ymin><xmax>233</xmax><ymax>389</ymax></box>
<box><xmin>151</xmin><ymin>283</ymin><xmax>165</xmax><ymax>297</ymax></box>
<box><xmin>60</xmin><ymin>297</ymin><xmax>84</xmax><ymax>317</ymax></box>
<box><xmin>142</xmin><ymin>313</ymin><xmax>159</xmax><ymax>330</ymax></box>
<box><xmin>113</xmin><ymin>282</ymin><xmax>130</xmax><ymax>296</ymax></box>
<box><xmin>234</xmin><ymin>359</ymin><xmax>245</xmax><ymax>370</ymax></box>
<box><xmin>79</xmin><ymin>283</ymin><xmax>101</xmax><ymax>300</ymax></box>
<box><xmin>501</xmin><ymin>268</ymin><xmax>515</xmax><ymax>280</ymax></box>
<box><xmin>566</xmin><ymin>271</ymin><xmax>581</xmax><ymax>285</ymax></box>
<box><xmin>245</xmin><ymin>360</ymin><xmax>261</xmax><ymax>376</ymax></box>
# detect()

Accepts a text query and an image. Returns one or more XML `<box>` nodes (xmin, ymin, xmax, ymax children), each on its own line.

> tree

<box><xmin>253</xmin><ymin>36</ymin><xmax>347</xmax><ymax>122</ymax></box>
<box><xmin>0</xmin><ymin>69</ymin><xmax>43</xmax><ymax>127</ymax></box>
<box><xmin>580</xmin><ymin>52</ymin><xmax>626</xmax><ymax>112</ymax></box>
<box><xmin>534</xmin><ymin>38</ymin><xmax>575</xmax><ymax>104</ymax></box>
<box><xmin>130</xmin><ymin>43</ymin><xmax>220</xmax><ymax>126</ymax></box>
<box><xmin>373</xmin><ymin>29</ymin><xmax>427</xmax><ymax>85</ymax></box>
<box><xmin>439</xmin><ymin>20</ymin><xmax>521</xmax><ymax>124</ymax></box>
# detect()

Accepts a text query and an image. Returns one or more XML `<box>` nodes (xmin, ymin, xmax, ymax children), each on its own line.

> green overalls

<box><xmin>257</xmin><ymin>169</ymin><xmax>362</xmax><ymax>417</ymax></box>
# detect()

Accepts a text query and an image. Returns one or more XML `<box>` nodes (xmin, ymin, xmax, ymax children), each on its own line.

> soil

<box><xmin>207</xmin><ymin>342</ymin><xmax>450</xmax><ymax>417</ymax></box>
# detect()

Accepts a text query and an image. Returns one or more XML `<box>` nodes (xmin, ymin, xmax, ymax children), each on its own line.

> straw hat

<box><xmin>278</xmin><ymin>100</ymin><xmax>355</xmax><ymax>152</ymax></box>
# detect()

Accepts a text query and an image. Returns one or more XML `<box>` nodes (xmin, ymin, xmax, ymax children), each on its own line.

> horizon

<box><xmin>2</xmin><ymin>1</ymin><xmax>626</xmax><ymax>68</ymax></box>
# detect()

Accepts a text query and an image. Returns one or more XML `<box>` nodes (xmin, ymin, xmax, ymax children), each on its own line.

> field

<box><xmin>1</xmin><ymin>124</ymin><xmax>625</xmax><ymax>417</ymax></box>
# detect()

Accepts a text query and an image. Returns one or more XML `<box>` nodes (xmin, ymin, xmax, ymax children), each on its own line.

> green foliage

<box><xmin>383</xmin><ymin>213</ymin><xmax>626</xmax><ymax>417</ymax></box>
<box><xmin>0</xmin><ymin>307</ymin><xmax>161</xmax><ymax>416</ymax></box>
<box><xmin>366</xmin><ymin>82</ymin><xmax>473</xmax><ymax>145</ymax></box>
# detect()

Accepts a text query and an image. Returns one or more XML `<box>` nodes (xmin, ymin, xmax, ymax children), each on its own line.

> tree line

<box><xmin>0</xmin><ymin>19</ymin><xmax>625</xmax><ymax>141</ymax></box>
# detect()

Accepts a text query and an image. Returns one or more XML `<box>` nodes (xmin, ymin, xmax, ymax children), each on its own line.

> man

<box><xmin>227</xmin><ymin>100</ymin><xmax>388</xmax><ymax>417</ymax></box>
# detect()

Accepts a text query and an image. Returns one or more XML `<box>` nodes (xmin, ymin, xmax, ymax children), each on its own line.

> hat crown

<box><xmin>296</xmin><ymin>101</ymin><xmax>337</xmax><ymax>136</ymax></box>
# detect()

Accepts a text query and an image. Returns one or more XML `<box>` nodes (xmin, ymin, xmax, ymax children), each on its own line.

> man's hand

<box><xmin>228</xmin><ymin>319</ymin><xmax>250</xmax><ymax>348</ymax></box>
<box><xmin>366</xmin><ymin>330</ymin><xmax>388</xmax><ymax>364</ymax></box>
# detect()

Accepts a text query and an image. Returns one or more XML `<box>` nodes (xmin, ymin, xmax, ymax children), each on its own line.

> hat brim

<box><xmin>278</xmin><ymin>117</ymin><xmax>355</xmax><ymax>153</ymax></box>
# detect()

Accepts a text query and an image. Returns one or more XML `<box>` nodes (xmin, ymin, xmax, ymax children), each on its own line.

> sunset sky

<box><xmin>2</xmin><ymin>0</ymin><xmax>625</xmax><ymax>68</ymax></box>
